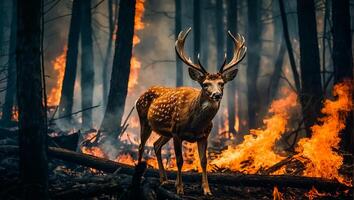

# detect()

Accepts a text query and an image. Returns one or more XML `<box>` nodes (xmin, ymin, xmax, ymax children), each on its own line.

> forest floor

<box><xmin>0</xmin><ymin>127</ymin><xmax>352</xmax><ymax>200</ymax></box>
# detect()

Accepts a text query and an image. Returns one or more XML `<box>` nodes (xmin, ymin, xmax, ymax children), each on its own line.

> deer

<box><xmin>136</xmin><ymin>27</ymin><xmax>247</xmax><ymax>195</ymax></box>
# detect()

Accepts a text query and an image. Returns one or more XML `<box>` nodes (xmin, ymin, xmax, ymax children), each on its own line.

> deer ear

<box><xmin>222</xmin><ymin>68</ymin><xmax>238</xmax><ymax>82</ymax></box>
<box><xmin>188</xmin><ymin>68</ymin><xmax>204</xmax><ymax>82</ymax></box>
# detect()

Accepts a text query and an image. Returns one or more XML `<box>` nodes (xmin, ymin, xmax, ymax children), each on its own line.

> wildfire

<box><xmin>210</xmin><ymin>89</ymin><xmax>297</xmax><ymax>173</ymax></box>
<box><xmin>128</xmin><ymin>0</ymin><xmax>145</xmax><ymax>91</ymax></box>
<box><xmin>295</xmin><ymin>81</ymin><xmax>352</xmax><ymax>185</ymax></box>
<box><xmin>47</xmin><ymin>46</ymin><xmax>67</xmax><ymax>106</ymax></box>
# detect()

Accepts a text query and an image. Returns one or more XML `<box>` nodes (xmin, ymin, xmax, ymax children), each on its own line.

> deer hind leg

<box><xmin>197</xmin><ymin>138</ymin><xmax>212</xmax><ymax>195</ymax></box>
<box><xmin>138</xmin><ymin>120</ymin><xmax>152</xmax><ymax>163</ymax></box>
<box><xmin>153</xmin><ymin>136</ymin><xmax>170</xmax><ymax>183</ymax></box>
<box><xmin>173</xmin><ymin>136</ymin><xmax>184</xmax><ymax>195</ymax></box>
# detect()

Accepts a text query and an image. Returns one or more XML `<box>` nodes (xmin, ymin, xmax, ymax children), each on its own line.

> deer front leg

<box><xmin>197</xmin><ymin>138</ymin><xmax>212</xmax><ymax>195</ymax></box>
<box><xmin>173</xmin><ymin>136</ymin><xmax>184</xmax><ymax>195</ymax></box>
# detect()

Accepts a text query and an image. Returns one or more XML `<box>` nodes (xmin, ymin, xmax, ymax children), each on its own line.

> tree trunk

<box><xmin>226</xmin><ymin>0</ymin><xmax>237</xmax><ymax>136</ymax></box>
<box><xmin>175</xmin><ymin>0</ymin><xmax>183</xmax><ymax>86</ymax></box>
<box><xmin>102</xmin><ymin>0</ymin><xmax>115</xmax><ymax>105</ymax></box>
<box><xmin>58</xmin><ymin>0</ymin><xmax>81</xmax><ymax>124</ymax></box>
<box><xmin>297</xmin><ymin>0</ymin><xmax>323</xmax><ymax>137</ymax></box>
<box><xmin>100</xmin><ymin>0</ymin><xmax>136</xmax><ymax>136</ymax></box>
<box><xmin>247</xmin><ymin>0</ymin><xmax>261</xmax><ymax>129</ymax></box>
<box><xmin>278</xmin><ymin>0</ymin><xmax>300</xmax><ymax>93</ymax></box>
<box><xmin>193</xmin><ymin>0</ymin><xmax>200</xmax><ymax>62</ymax></box>
<box><xmin>332</xmin><ymin>0</ymin><xmax>353</xmax><ymax>153</ymax></box>
<box><xmin>80</xmin><ymin>0</ymin><xmax>94</xmax><ymax>129</ymax></box>
<box><xmin>1</xmin><ymin>0</ymin><xmax>17</xmax><ymax>126</ymax></box>
<box><xmin>201</xmin><ymin>0</ymin><xmax>211</xmax><ymax>71</ymax></box>
<box><xmin>16</xmin><ymin>0</ymin><xmax>48</xmax><ymax>198</ymax></box>
<box><xmin>213</xmin><ymin>0</ymin><xmax>225</xmax><ymax>136</ymax></box>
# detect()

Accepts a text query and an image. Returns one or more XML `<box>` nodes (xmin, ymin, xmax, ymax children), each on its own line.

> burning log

<box><xmin>0</xmin><ymin>145</ymin><xmax>350</xmax><ymax>192</ymax></box>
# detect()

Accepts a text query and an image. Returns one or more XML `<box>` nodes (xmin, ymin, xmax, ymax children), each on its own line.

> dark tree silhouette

<box><xmin>2</xmin><ymin>0</ymin><xmax>17</xmax><ymax>126</ymax></box>
<box><xmin>226</xmin><ymin>0</ymin><xmax>238</xmax><ymax>136</ymax></box>
<box><xmin>100</xmin><ymin>0</ymin><xmax>136</xmax><ymax>136</ymax></box>
<box><xmin>247</xmin><ymin>0</ymin><xmax>261</xmax><ymax>129</ymax></box>
<box><xmin>193</xmin><ymin>0</ymin><xmax>200</xmax><ymax>62</ymax></box>
<box><xmin>17</xmin><ymin>0</ymin><xmax>48</xmax><ymax>197</ymax></box>
<box><xmin>332</xmin><ymin>0</ymin><xmax>353</xmax><ymax>153</ymax></box>
<box><xmin>80</xmin><ymin>0</ymin><xmax>94</xmax><ymax>129</ymax></box>
<box><xmin>175</xmin><ymin>0</ymin><xmax>183</xmax><ymax>86</ymax></box>
<box><xmin>58</xmin><ymin>0</ymin><xmax>81</xmax><ymax>124</ymax></box>
<box><xmin>0</xmin><ymin>0</ymin><xmax>4</xmax><ymax>55</ymax></box>
<box><xmin>201</xmin><ymin>0</ymin><xmax>211</xmax><ymax>71</ymax></box>
<box><xmin>213</xmin><ymin>0</ymin><xmax>225</xmax><ymax>136</ymax></box>
<box><xmin>297</xmin><ymin>0</ymin><xmax>323</xmax><ymax>137</ymax></box>
<box><xmin>332</xmin><ymin>0</ymin><xmax>353</xmax><ymax>84</ymax></box>
<box><xmin>278</xmin><ymin>0</ymin><xmax>300</xmax><ymax>92</ymax></box>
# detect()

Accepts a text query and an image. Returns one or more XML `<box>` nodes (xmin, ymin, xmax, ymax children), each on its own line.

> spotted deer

<box><xmin>136</xmin><ymin>27</ymin><xmax>247</xmax><ymax>195</ymax></box>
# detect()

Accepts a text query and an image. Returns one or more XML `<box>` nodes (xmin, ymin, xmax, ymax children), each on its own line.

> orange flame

<box><xmin>296</xmin><ymin>81</ymin><xmax>352</xmax><ymax>185</ymax></box>
<box><xmin>115</xmin><ymin>153</ymin><xmax>136</xmax><ymax>165</ymax></box>
<box><xmin>128</xmin><ymin>0</ymin><xmax>145</xmax><ymax>91</ymax></box>
<box><xmin>273</xmin><ymin>186</ymin><xmax>283</xmax><ymax>200</ymax></box>
<box><xmin>210</xmin><ymin>89</ymin><xmax>297</xmax><ymax>173</ymax></box>
<box><xmin>305</xmin><ymin>187</ymin><xmax>332</xmax><ymax>200</ymax></box>
<box><xmin>11</xmin><ymin>106</ymin><xmax>19</xmax><ymax>122</ymax></box>
<box><xmin>47</xmin><ymin>46</ymin><xmax>67</xmax><ymax>106</ymax></box>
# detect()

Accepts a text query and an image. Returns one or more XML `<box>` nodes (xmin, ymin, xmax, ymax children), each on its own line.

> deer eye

<box><xmin>202</xmin><ymin>83</ymin><xmax>209</xmax><ymax>89</ymax></box>
<box><xmin>218</xmin><ymin>82</ymin><xmax>224</xmax><ymax>87</ymax></box>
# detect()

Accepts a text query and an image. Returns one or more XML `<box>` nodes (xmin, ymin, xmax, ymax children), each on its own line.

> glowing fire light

<box><xmin>295</xmin><ymin>81</ymin><xmax>352</xmax><ymax>185</ymax></box>
<box><xmin>47</xmin><ymin>46</ymin><xmax>67</xmax><ymax>106</ymax></box>
<box><xmin>11</xmin><ymin>106</ymin><xmax>19</xmax><ymax>122</ymax></box>
<box><xmin>210</xmin><ymin>89</ymin><xmax>298</xmax><ymax>173</ymax></box>
<box><xmin>128</xmin><ymin>0</ymin><xmax>145</xmax><ymax>91</ymax></box>
<box><xmin>272</xmin><ymin>186</ymin><xmax>283</xmax><ymax>200</ymax></box>
<box><xmin>305</xmin><ymin>187</ymin><xmax>333</xmax><ymax>200</ymax></box>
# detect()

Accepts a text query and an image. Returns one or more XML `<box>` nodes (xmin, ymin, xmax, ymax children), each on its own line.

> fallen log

<box><xmin>0</xmin><ymin>145</ymin><xmax>351</xmax><ymax>192</ymax></box>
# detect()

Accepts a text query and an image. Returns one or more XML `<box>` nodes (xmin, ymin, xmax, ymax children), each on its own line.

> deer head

<box><xmin>175</xmin><ymin>27</ymin><xmax>247</xmax><ymax>102</ymax></box>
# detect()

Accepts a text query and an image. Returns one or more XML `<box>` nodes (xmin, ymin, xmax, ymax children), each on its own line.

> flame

<box><xmin>128</xmin><ymin>0</ymin><xmax>145</xmax><ymax>91</ymax></box>
<box><xmin>11</xmin><ymin>106</ymin><xmax>19</xmax><ymax>122</ymax></box>
<box><xmin>210</xmin><ymin>89</ymin><xmax>297</xmax><ymax>173</ymax></box>
<box><xmin>273</xmin><ymin>186</ymin><xmax>283</xmax><ymax>200</ymax></box>
<box><xmin>81</xmin><ymin>146</ymin><xmax>106</xmax><ymax>158</ymax></box>
<box><xmin>295</xmin><ymin>81</ymin><xmax>352</xmax><ymax>185</ymax></box>
<box><xmin>145</xmin><ymin>142</ymin><xmax>202</xmax><ymax>172</ymax></box>
<box><xmin>115</xmin><ymin>153</ymin><xmax>136</xmax><ymax>165</ymax></box>
<box><xmin>80</xmin><ymin>131</ymin><xmax>106</xmax><ymax>158</ymax></box>
<box><xmin>235</xmin><ymin>115</ymin><xmax>240</xmax><ymax>132</ymax></box>
<box><xmin>47</xmin><ymin>46</ymin><xmax>67</xmax><ymax>106</ymax></box>
<box><xmin>305</xmin><ymin>187</ymin><xmax>332</xmax><ymax>200</ymax></box>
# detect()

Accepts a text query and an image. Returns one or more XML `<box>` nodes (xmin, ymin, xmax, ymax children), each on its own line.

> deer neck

<box><xmin>189</xmin><ymin>90</ymin><xmax>220</xmax><ymax>126</ymax></box>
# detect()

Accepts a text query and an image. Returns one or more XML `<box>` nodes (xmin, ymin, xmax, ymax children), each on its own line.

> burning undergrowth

<box><xmin>210</xmin><ymin>88</ymin><xmax>298</xmax><ymax>173</ymax></box>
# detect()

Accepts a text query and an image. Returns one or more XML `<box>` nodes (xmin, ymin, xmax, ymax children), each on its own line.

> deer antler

<box><xmin>219</xmin><ymin>31</ymin><xmax>247</xmax><ymax>73</ymax></box>
<box><xmin>175</xmin><ymin>27</ymin><xmax>208</xmax><ymax>74</ymax></box>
